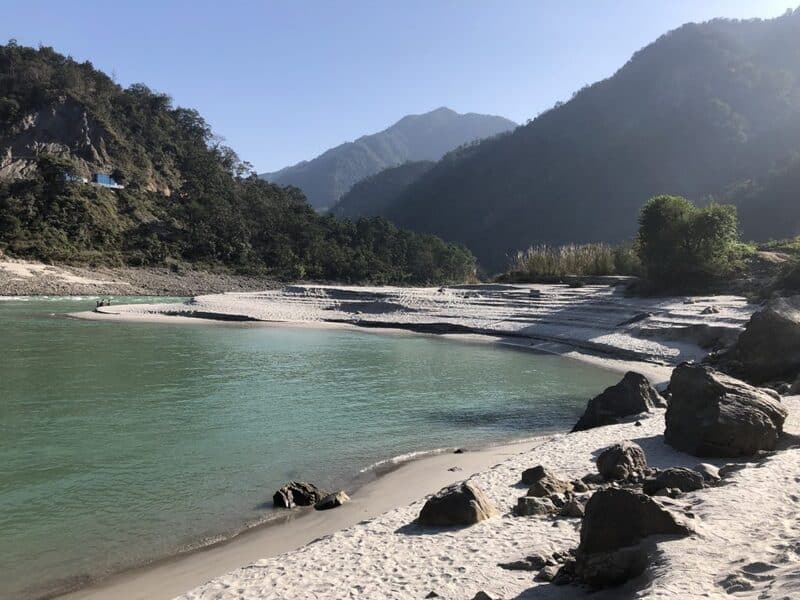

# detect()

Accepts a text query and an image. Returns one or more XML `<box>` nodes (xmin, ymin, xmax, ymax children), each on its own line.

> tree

<box><xmin>637</xmin><ymin>195</ymin><xmax>739</xmax><ymax>288</ymax></box>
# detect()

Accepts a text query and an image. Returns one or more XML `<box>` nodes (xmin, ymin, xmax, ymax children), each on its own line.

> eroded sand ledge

<box><xmin>79</xmin><ymin>281</ymin><xmax>756</xmax><ymax>384</ymax></box>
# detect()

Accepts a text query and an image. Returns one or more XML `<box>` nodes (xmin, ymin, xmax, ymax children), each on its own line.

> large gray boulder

<box><xmin>522</xmin><ymin>466</ymin><xmax>572</xmax><ymax>497</ymax></box>
<box><xmin>665</xmin><ymin>363</ymin><xmax>788</xmax><ymax>457</ymax></box>
<box><xmin>418</xmin><ymin>481</ymin><xmax>497</xmax><ymax>527</ymax></box>
<box><xmin>733</xmin><ymin>296</ymin><xmax>800</xmax><ymax>383</ymax></box>
<box><xmin>575</xmin><ymin>488</ymin><xmax>693</xmax><ymax>587</ymax></box>
<box><xmin>572</xmin><ymin>372</ymin><xmax>665</xmax><ymax>432</ymax></box>
<box><xmin>642</xmin><ymin>468</ymin><xmax>704</xmax><ymax>496</ymax></box>
<box><xmin>596</xmin><ymin>441</ymin><xmax>647</xmax><ymax>481</ymax></box>
<box><xmin>273</xmin><ymin>481</ymin><xmax>326</xmax><ymax>508</ymax></box>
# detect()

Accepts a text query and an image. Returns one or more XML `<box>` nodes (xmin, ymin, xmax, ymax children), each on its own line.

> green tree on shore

<box><xmin>637</xmin><ymin>195</ymin><xmax>739</xmax><ymax>287</ymax></box>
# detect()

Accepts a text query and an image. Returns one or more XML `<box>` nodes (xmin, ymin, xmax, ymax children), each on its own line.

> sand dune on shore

<box><xmin>179</xmin><ymin>398</ymin><xmax>800</xmax><ymax>600</ymax></box>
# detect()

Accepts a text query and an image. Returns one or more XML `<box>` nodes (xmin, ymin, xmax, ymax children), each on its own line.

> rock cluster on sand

<box><xmin>417</xmin><ymin>481</ymin><xmax>497</xmax><ymax>527</ymax></box>
<box><xmin>733</xmin><ymin>295</ymin><xmax>800</xmax><ymax>383</ymax></box>
<box><xmin>575</xmin><ymin>488</ymin><xmax>694</xmax><ymax>587</ymax></box>
<box><xmin>273</xmin><ymin>481</ymin><xmax>326</xmax><ymax>508</ymax></box>
<box><xmin>572</xmin><ymin>371</ymin><xmax>665</xmax><ymax>432</ymax></box>
<box><xmin>665</xmin><ymin>363</ymin><xmax>788</xmax><ymax>456</ymax></box>
<box><xmin>596</xmin><ymin>441</ymin><xmax>648</xmax><ymax>481</ymax></box>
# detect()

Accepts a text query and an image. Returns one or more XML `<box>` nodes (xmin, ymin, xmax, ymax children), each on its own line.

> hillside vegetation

<box><xmin>330</xmin><ymin>160</ymin><xmax>434</xmax><ymax>220</ymax></box>
<box><xmin>261</xmin><ymin>107</ymin><xmax>516</xmax><ymax>211</ymax></box>
<box><xmin>379</xmin><ymin>10</ymin><xmax>800</xmax><ymax>271</ymax></box>
<box><xmin>0</xmin><ymin>42</ymin><xmax>475</xmax><ymax>284</ymax></box>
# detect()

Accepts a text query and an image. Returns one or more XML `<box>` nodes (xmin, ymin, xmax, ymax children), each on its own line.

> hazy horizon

<box><xmin>4</xmin><ymin>0</ymin><xmax>793</xmax><ymax>171</ymax></box>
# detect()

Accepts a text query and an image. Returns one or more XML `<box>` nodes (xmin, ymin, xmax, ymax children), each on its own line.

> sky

<box><xmin>3</xmin><ymin>1</ymin><xmax>793</xmax><ymax>172</ymax></box>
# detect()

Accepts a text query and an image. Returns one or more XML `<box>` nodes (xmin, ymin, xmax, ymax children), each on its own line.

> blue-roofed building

<box><xmin>91</xmin><ymin>173</ymin><xmax>124</xmax><ymax>189</ymax></box>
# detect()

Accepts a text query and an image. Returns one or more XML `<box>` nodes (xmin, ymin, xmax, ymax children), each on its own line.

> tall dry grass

<box><xmin>505</xmin><ymin>243</ymin><xmax>641</xmax><ymax>281</ymax></box>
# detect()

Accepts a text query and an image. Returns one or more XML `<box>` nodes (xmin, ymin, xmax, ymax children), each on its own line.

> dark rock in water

<box><xmin>643</xmin><ymin>468</ymin><xmax>704</xmax><ymax>495</ymax></box>
<box><xmin>693</xmin><ymin>463</ymin><xmax>721</xmax><ymax>483</ymax></box>
<box><xmin>516</xmin><ymin>496</ymin><xmax>557</xmax><ymax>516</ymax></box>
<box><xmin>453</xmin><ymin>448</ymin><xmax>466</xmax><ymax>454</ymax></box>
<box><xmin>575</xmin><ymin>488</ymin><xmax>693</xmax><ymax>587</ymax></box>
<box><xmin>273</xmin><ymin>481</ymin><xmax>326</xmax><ymax>508</ymax></box>
<box><xmin>418</xmin><ymin>481</ymin><xmax>497</xmax><ymax>526</ymax></box>
<box><xmin>314</xmin><ymin>490</ymin><xmax>350</xmax><ymax>510</ymax></box>
<box><xmin>733</xmin><ymin>296</ymin><xmax>800</xmax><ymax>383</ymax></box>
<box><xmin>572</xmin><ymin>372</ymin><xmax>665</xmax><ymax>432</ymax></box>
<box><xmin>523</xmin><ymin>466</ymin><xmax>571</xmax><ymax>497</ymax></box>
<box><xmin>596</xmin><ymin>441</ymin><xmax>647</xmax><ymax>481</ymax></box>
<box><xmin>702</xmin><ymin>306</ymin><xmax>720</xmax><ymax>315</ymax></box>
<box><xmin>665</xmin><ymin>363</ymin><xmax>788</xmax><ymax>457</ymax></box>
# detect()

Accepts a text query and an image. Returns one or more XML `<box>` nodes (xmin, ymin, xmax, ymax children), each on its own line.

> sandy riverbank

<box><xmin>61</xmin><ymin>283</ymin><xmax>795</xmax><ymax>599</ymax></box>
<box><xmin>174</xmin><ymin>397</ymin><xmax>800</xmax><ymax>599</ymax></box>
<box><xmin>76</xmin><ymin>281</ymin><xmax>756</xmax><ymax>384</ymax></box>
<box><xmin>58</xmin><ymin>438</ymin><xmax>543</xmax><ymax>600</ymax></box>
<box><xmin>0</xmin><ymin>257</ymin><xmax>278</xmax><ymax>296</ymax></box>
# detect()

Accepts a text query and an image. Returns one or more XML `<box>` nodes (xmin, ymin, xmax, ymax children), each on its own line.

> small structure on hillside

<box><xmin>91</xmin><ymin>173</ymin><xmax>124</xmax><ymax>189</ymax></box>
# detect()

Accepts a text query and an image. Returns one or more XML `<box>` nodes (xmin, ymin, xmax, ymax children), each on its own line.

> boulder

<box><xmin>523</xmin><ymin>466</ymin><xmax>572</xmax><ymax>497</ymax></box>
<box><xmin>314</xmin><ymin>490</ymin><xmax>350</xmax><ymax>510</ymax></box>
<box><xmin>520</xmin><ymin>465</ymin><xmax>546</xmax><ymax>485</ymax></box>
<box><xmin>273</xmin><ymin>481</ymin><xmax>326</xmax><ymax>508</ymax></box>
<box><xmin>643</xmin><ymin>468</ymin><xmax>704</xmax><ymax>496</ymax></box>
<box><xmin>596</xmin><ymin>441</ymin><xmax>647</xmax><ymax>481</ymax></box>
<box><xmin>733</xmin><ymin>296</ymin><xmax>800</xmax><ymax>383</ymax></box>
<box><xmin>575</xmin><ymin>488</ymin><xmax>693</xmax><ymax>587</ymax></box>
<box><xmin>418</xmin><ymin>481</ymin><xmax>497</xmax><ymax>527</ymax></box>
<box><xmin>516</xmin><ymin>496</ymin><xmax>557</xmax><ymax>516</ymax></box>
<box><xmin>572</xmin><ymin>372</ymin><xmax>665</xmax><ymax>432</ymax></box>
<box><xmin>560</xmin><ymin>498</ymin><xmax>585</xmax><ymax>518</ymax></box>
<box><xmin>665</xmin><ymin>363</ymin><xmax>788</xmax><ymax>457</ymax></box>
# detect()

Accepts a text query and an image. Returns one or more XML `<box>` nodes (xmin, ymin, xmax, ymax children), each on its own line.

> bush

<box><xmin>637</xmin><ymin>195</ymin><xmax>739</xmax><ymax>288</ymax></box>
<box><xmin>504</xmin><ymin>243</ymin><xmax>641</xmax><ymax>282</ymax></box>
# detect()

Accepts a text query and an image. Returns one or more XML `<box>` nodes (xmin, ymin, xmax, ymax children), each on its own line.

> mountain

<box><xmin>722</xmin><ymin>156</ymin><xmax>800</xmax><ymax>242</ymax></box>
<box><xmin>0</xmin><ymin>43</ymin><xmax>475</xmax><ymax>284</ymax></box>
<box><xmin>261</xmin><ymin>107</ymin><xmax>516</xmax><ymax>211</ymax></box>
<box><xmin>378</xmin><ymin>10</ymin><xmax>800</xmax><ymax>272</ymax></box>
<box><xmin>330</xmin><ymin>160</ymin><xmax>434</xmax><ymax>220</ymax></box>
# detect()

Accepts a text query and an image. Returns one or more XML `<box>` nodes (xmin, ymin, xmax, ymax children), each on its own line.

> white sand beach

<box><xmin>64</xmin><ymin>283</ymin><xmax>800</xmax><ymax>599</ymax></box>
<box><xmin>76</xmin><ymin>282</ymin><xmax>754</xmax><ymax>384</ymax></box>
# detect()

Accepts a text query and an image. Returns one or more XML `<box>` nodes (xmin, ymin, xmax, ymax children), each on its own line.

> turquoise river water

<box><xmin>0</xmin><ymin>297</ymin><xmax>618</xmax><ymax>599</ymax></box>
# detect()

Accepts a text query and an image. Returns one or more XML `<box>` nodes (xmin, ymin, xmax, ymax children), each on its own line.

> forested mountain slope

<box><xmin>330</xmin><ymin>160</ymin><xmax>434</xmax><ymax>220</ymax></box>
<box><xmin>0</xmin><ymin>43</ymin><xmax>475</xmax><ymax>284</ymax></box>
<box><xmin>382</xmin><ymin>10</ymin><xmax>800</xmax><ymax>271</ymax></box>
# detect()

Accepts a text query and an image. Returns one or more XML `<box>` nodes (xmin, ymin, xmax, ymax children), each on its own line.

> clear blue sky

<box><xmin>4</xmin><ymin>1</ymin><xmax>793</xmax><ymax>172</ymax></box>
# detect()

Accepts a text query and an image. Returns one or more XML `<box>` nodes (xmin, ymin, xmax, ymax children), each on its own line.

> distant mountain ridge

<box><xmin>375</xmin><ymin>10</ymin><xmax>800</xmax><ymax>272</ymax></box>
<box><xmin>261</xmin><ymin>107</ymin><xmax>516</xmax><ymax>210</ymax></box>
